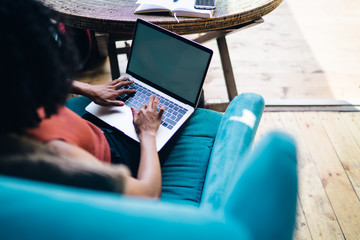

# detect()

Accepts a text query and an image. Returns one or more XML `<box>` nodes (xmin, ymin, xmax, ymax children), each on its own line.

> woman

<box><xmin>0</xmin><ymin>0</ymin><xmax>164</xmax><ymax>198</ymax></box>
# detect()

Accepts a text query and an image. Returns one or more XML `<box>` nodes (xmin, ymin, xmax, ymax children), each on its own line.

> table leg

<box><xmin>216</xmin><ymin>36</ymin><xmax>238</xmax><ymax>101</ymax></box>
<box><xmin>108</xmin><ymin>39</ymin><xmax>120</xmax><ymax>80</ymax></box>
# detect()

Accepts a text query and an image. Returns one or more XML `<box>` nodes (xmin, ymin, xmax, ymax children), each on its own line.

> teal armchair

<box><xmin>0</xmin><ymin>93</ymin><xmax>298</xmax><ymax>239</ymax></box>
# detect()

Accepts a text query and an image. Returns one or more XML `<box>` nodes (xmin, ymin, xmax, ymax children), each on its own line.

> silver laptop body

<box><xmin>86</xmin><ymin>19</ymin><xmax>213</xmax><ymax>151</ymax></box>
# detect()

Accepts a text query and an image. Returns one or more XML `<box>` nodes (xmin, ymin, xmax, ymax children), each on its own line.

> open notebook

<box><xmin>135</xmin><ymin>0</ymin><xmax>214</xmax><ymax>19</ymax></box>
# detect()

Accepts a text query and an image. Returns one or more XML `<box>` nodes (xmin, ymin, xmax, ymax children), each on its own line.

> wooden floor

<box><xmin>250</xmin><ymin>1</ymin><xmax>360</xmax><ymax>238</ymax></box>
<box><xmin>255</xmin><ymin>112</ymin><xmax>360</xmax><ymax>240</ymax></box>
<box><xmin>75</xmin><ymin>0</ymin><xmax>360</xmax><ymax>239</ymax></box>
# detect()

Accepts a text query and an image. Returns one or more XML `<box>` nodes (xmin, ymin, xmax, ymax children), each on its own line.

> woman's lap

<box><xmin>66</xmin><ymin>96</ymin><xmax>140</xmax><ymax>177</ymax></box>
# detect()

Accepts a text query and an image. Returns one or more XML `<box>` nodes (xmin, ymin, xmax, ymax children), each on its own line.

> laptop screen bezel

<box><xmin>126</xmin><ymin>19</ymin><xmax>213</xmax><ymax>108</ymax></box>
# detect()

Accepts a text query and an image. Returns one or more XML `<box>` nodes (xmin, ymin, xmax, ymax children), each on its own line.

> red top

<box><xmin>26</xmin><ymin>106</ymin><xmax>111</xmax><ymax>163</ymax></box>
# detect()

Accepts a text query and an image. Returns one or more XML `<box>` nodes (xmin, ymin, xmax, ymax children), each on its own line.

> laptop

<box><xmin>85</xmin><ymin>19</ymin><xmax>213</xmax><ymax>151</ymax></box>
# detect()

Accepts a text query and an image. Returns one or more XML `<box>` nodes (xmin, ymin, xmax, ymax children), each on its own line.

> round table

<box><xmin>40</xmin><ymin>0</ymin><xmax>282</xmax><ymax>110</ymax></box>
<box><xmin>41</xmin><ymin>0</ymin><xmax>282</xmax><ymax>34</ymax></box>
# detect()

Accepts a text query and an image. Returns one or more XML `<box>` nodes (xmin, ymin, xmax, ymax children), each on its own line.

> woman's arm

<box><xmin>125</xmin><ymin>95</ymin><xmax>165</xmax><ymax>198</ymax></box>
<box><xmin>48</xmin><ymin>95</ymin><xmax>164</xmax><ymax>198</ymax></box>
<box><xmin>124</xmin><ymin>133</ymin><xmax>162</xmax><ymax>198</ymax></box>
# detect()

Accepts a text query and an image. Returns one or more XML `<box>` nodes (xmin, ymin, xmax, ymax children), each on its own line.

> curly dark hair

<box><xmin>0</xmin><ymin>0</ymin><xmax>79</xmax><ymax>134</ymax></box>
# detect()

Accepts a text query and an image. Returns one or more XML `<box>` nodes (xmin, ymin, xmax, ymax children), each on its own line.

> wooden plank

<box><xmin>269</xmin><ymin>112</ymin><xmax>285</xmax><ymax>130</ymax></box>
<box><xmin>297</xmin><ymin>112</ymin><xmax>360</xmax><ymax>240</ymax></box>
<box><xmin>255</xmin><ymin>113</ymin><xmax>313</xmax><ymax>240</ymax></box>
<box><xmin>266</xmin><ymin>99</ymin><xmax>360</xmax><ymax>106</ymax></box>
<box><xmin>269</xmin><ymin>113</ymin><xmax>313</xmax><ymax>240</ymax></box>
<box><xmin>265</xmin><ymin>106</ymin><xmax>360</xmax><ymax>112</ymax></box>
<box><xmin>254</xmin><ymin>112</ymin><xmax>276</xmax><ymax>145</ymax></box>
<box><xmin>273</xmin><ymin>112</ymin><xmax>340</xmax><ymax>240</ymax></box>
<box><xmin>294</xmin><ymin>200</ymin><xmax>313</xmax><ymax>240</ymax></box>
<box><xmin>319</xmin><ymin>112</ymin><xmax>360</xmax><ymax>198</ymax></box>
<box><xmin>340</xmin><ymin>112</ymin><xmax>360</xmax><ymax>148</ymax></box>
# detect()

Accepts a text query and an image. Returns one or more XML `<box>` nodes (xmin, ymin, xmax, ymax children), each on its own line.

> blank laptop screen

<box><xmin>127</xmin><ymin>20</ymin><xmax>212</xmax><ymax>105</ymax></box>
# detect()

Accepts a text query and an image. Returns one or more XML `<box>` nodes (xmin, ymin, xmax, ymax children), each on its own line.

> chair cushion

<box><xmin>66</xmin><ymin>97</ymin><xmax>223</xmax><ymax>206</ymax></box>
<box><xmin>160</xmin><ymin>109</ymin><xmax>222</xmax><ymax>206</ymax></box>
<box><xmin>66</xmin><ymin>96</ymin><xmax>92</xmax><ymax>117</ymax></box>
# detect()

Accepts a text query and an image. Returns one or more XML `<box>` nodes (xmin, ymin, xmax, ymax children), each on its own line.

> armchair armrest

<box><xmin>0</xmin><ymin>175</ymin><xmax>251</xmax><ymax>240</ymax></box>
<box><xmin>0</xmin><ymin>131</ymin><xmax>297</xmax><ymax>240</ymax></box>
<box><xmin>200</xmin><ymin>93</ymin><xmax>265</xmax><ymax>209</ymax></box>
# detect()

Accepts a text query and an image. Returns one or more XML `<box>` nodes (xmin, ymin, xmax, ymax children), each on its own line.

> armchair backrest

<box><xmin>224</xmin><ymin>132</ymin><xmax>298</xmax><ymax>240</ymax></box>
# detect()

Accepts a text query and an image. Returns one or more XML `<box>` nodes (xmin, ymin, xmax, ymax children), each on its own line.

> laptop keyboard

<box><xmin>116</xmin><ymin>82</ymin><xmax>188</xmax><ymax>130</ymax></box>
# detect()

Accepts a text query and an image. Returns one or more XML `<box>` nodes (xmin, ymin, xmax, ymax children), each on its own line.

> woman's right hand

<box><xmin>130</xmin><ymin>95</ymin><xmax>165</xmax><ymax>139</ymax></box>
